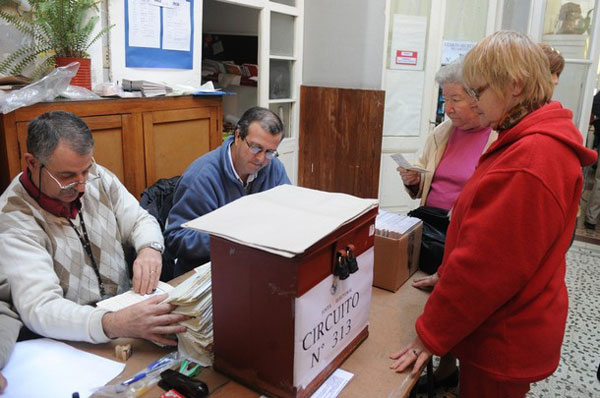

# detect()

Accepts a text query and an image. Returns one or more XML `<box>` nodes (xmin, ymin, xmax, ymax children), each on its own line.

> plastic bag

<box><xmin>0</xmin><ymin>62</ymin><xmax>99</xmax><ymax>114</ymax></box>
<box><xmin>93</xmin><ymin>351</ymin><xmax>181</xmax><ymax>397</ymax></box>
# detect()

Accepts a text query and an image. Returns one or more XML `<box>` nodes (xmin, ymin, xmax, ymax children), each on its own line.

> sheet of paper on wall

<box><xmin>96</xmin><ymin>281</ymin><xmax>174</xmax><ymax>312</ymax></box>
<box><xmin>441</xmin><ymin>40</ymin><xmax>476</xmax><ymax>65</ymax></box>
<box><xmin>391</xmin><ymin>153</ymin><xmax>428</xmax><ymax>173</ymax></box>
<box><xmin>389</xmin><ymin>15</ymin><xmax>426</xmax><ymax>71</ymax></box>
<box><xmin>128</xmin><ymin>0</ymin><xmax>161</xmax><ymax>49</ymax></box>
<box><xmin>3</xmin><ymin>338</ymin><xmax>125</xmax><ymax>398</ymax></box>
<box><xmin>183</xmin><ymin>185</ymin><xmax>379</xmax><ymax>258</ymax></box>
<box><xmin>162</xmin><ymin>0</ymin><xmax>191</xmax><ymax>52</ymax></box>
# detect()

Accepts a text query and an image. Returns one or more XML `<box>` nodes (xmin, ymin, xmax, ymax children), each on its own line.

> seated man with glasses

<box><xmin>165</xmin><ymin>106</ymin><xmax>290</xmax><ymax>276</ymax></box>
<box><xmin>0</xmin><ymin>111</ymin><xmax>188</xmax><ymax>346</ymax></box>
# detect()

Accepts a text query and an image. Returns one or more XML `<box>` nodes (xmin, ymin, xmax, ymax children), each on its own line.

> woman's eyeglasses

<box><xmin>469</xmin><ymin>84</ymin><xmax>490</xmax><ymax>101</ymax></box>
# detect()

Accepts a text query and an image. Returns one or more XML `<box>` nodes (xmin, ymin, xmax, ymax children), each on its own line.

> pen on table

<box><xmin>122</xmin><ymin>372</ymin><xmax>148</xmax><ymax>385</ymax></box>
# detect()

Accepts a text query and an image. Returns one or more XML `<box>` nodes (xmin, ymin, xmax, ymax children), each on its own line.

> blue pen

<box><xmin>122</xmin><ymin>372</ymin><xmax>147</xmax><ymax>385</ymax></box>
<box><xmin>122</xmin><ymin>352</ymin><xmax>178</xmax><ymax>386</ymax></box>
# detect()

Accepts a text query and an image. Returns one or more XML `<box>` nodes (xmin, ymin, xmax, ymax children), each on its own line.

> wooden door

<box><xmin>298</xmin><ymin>85</ymin><xmax>384</xmax><ymax>199</ymax></box>
<box><xmin>16</xmin><ymin>114</ymin><xmax>146</xmax><ymax>198</ymax></box>
<box><xmin>142</xmin><ymin>106</ymin><xmax>221</xmax><ymax>187</ymax></box>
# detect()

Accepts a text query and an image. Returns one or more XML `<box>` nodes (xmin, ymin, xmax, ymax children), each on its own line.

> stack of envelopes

<box><xmin>164</xmin><ymin>262</ymin><xmax>213</xmax><ymax>366</ymax></box>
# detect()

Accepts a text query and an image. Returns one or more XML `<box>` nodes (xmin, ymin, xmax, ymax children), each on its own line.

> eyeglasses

<box><xmin>469</xmin><ymin>84</ymin><xmax>489</xmax><ymax>101</ymax></box>
<box><xmin>42</xmin><ymin>159</ymin><xmax>101</xmax><ymax>192</ymax></box>
<box><xmin>243</xmin><ymin>137</ymin><xmax>279</xmax><ymax>160</ymax></box>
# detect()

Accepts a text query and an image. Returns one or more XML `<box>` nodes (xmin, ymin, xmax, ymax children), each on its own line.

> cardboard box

<box><xmin>373</xmin><ymin>221</ymin><xmax>422</xmax><ymax>292</ymax></box>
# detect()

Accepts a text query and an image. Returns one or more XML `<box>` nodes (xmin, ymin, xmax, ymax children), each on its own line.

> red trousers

<box><xmin>460</xmin><ymin>362</ymin><xmax>531</xmax><ymax>398</ymax></box>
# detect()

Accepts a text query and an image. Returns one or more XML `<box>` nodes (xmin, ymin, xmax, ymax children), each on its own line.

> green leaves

<box><xmin>0</xmin><ymin>0</ymin><xmax>114</xmax><ymax>76</ymax></box>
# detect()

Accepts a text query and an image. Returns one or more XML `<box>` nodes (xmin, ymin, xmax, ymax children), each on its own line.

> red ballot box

<box><xmin>210</xmin><ymin>208</ymin><xmax>377</xmax><ymax>398</ymax></box>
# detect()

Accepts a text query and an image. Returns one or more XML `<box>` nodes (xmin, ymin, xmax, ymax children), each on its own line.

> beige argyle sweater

<box><xmin>0</xmin><ymin>164</ymin><xmax>163</xmax><ymax>343</ymax></box>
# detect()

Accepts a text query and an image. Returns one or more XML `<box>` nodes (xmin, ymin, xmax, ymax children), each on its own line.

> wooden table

<box><xmin>83</xmin><ymin>272</ymin><xmax>430</xmax><ymax>398</ymax></box>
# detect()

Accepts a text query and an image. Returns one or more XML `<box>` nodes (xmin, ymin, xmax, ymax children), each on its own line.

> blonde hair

<box><xmin>463</xmin><ymin>31</ymin><xmax>554</xmax><ymax>110</ymax></box>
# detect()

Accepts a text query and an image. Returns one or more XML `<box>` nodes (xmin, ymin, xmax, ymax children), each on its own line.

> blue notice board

<box><xmin>125</xmin><ymin>0</ymin><xmax>194</xmax><ymax>69</ymax></box>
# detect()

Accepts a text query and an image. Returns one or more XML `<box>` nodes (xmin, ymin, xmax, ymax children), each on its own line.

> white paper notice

<box><xmin>310</xmin><ymin>368</ymin><xmax>354</xmax><ymax>398</ymax></box>
<box><xmin>163</xmin><ymin>1</ymin><xmax>191</xmax><ymax>51</ymax></box>
<box><xmin>129</xmin><ymin>0</ymin><xmax>161</xmax><ymax>49</ymax></box>
<box><xmin>293</xmin><ymin>248</ymin><xmax>373</xmax><ymax>389</ymax></box>
<box><xmin>441</xmin><ymin>40</ymin><xmax>476</xmax><ymax>65</ymax></box>
<box><xmin>389</xmin><ymin>15</ymin><xmax>426</xmax><ymax>71</ymax></box>
<box><xmin>3</xmin><ymin>338</ymin><xmax>125</xmax><ymax>398</ymax></box>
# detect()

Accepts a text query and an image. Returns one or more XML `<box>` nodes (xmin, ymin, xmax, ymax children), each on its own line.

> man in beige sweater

<box><xmin>0</xmin><ymin>111</ymin><xmax>188</xmax><ymax>347</ymax></box>
<box><xmin>0</xmin><ymin>274</ymin><xmax>21</xmax><ymax>393</ymax></box>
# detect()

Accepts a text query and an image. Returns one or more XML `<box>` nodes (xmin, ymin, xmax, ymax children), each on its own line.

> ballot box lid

<box><xmin>183</xmin><ymin>185</ymin><xmax>378</xmax><ymax>257</ymax></box>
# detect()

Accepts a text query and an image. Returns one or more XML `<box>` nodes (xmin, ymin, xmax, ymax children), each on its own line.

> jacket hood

<box><xmin>483</xmin><ymin>101</ymin><xmax>597</xmax><ymax>167</ymax></box>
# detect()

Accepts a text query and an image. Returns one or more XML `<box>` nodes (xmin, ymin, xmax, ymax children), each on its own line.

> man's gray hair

<box><xmin>236</xmin><ymin>106</ymin><xmax>284</xmax><ymax>139</ymax></box>
<box><xmin>27</xmin><ymin>111</ymin><xmax>94</xmax><ymax>163</ymax></box>
<box><xmin>435</xmin><ymin>59</ymin><xmax>465</xmax><ymax>87</ymax></box>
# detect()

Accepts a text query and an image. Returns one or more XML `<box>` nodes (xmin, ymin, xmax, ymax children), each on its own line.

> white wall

<box><xmin>302</xmin><ymin>0</ymin><xmax>387</xmax><ymax>90</ymax></box>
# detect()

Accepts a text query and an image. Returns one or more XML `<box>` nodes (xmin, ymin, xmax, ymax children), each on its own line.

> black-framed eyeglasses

<box><xmin>243</xmin><ymin>137</ymin><xmax>279</xmax><ymax>160</ymax></box>
<box><xmin>42</xmin><ymin>158</ymin><xmax>101</xmax><ymax>192</ymax></box>
<box><xmin>469</xmin><ymin>84</ymin><xmax>490</xmax><ymax>101</ymax></box>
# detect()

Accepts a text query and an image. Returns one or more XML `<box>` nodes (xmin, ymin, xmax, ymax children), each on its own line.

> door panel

<box><xmin>143</xmin><ymin>107</ymin><xmax>218</xmax><ymax>186</ymax></box>
<box><xmin>298</xmin><ymin>85</ymin><xmax>384</xmax><ymax>199</ymax></box>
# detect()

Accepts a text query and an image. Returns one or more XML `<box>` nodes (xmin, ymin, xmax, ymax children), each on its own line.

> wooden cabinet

<box><xmin>0</xmin><ymin>96</ymin><xmax>222</xmax><ymax>198</ymax></box>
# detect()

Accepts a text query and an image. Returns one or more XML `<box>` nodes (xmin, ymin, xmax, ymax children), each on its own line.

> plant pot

<box><xmin>55</xmin><ymin>57</ymin><xmax>92</xmax><ymax>90</ymax></box>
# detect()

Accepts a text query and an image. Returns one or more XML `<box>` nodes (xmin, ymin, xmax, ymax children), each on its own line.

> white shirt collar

<box><xmin>228</xmin><ymin>141</ymin><xmax>257</xmax><ymax>188</ymax></box>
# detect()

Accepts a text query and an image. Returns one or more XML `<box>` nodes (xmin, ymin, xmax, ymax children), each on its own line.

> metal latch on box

<box><xmin>331</xmin><ymin>245</ymin><xmax>359</xmax><ymax>294</ymax></box>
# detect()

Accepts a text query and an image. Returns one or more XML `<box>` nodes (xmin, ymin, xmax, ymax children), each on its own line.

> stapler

<box><xmin>159</xmin><ymin>369</ymin><xmax>209</xmax><ymax>398</ymax></box>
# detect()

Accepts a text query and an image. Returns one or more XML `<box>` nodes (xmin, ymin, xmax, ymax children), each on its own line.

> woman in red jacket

<box><xmin>389</xmin><ymin>31</ymin><xmax>597</xmax><ymax>397</ymax></box>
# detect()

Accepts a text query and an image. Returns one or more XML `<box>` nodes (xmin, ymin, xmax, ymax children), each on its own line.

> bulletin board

<box><xmin>125</xmin><ymin>0</ymin><xmax>194</xmax><ymax>69</ymax></box>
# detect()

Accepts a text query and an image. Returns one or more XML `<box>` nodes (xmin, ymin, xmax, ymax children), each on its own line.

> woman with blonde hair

<box><xmin>389</xmin><ymin>31</ymin><xmax>597</xmax><ymax>397</ymax></box>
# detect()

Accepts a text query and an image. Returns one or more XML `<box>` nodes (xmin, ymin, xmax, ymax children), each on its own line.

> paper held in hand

<box><xmin>391</xmin><ymin>153</ymin><xmax>428</xmax><ymax>173</ymax></box>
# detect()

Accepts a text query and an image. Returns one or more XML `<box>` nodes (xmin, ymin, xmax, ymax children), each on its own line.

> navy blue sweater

<box><xmin>164</xmin><ymin>136</ymin><xmax>290</xmax><ymax>275</ymax></box>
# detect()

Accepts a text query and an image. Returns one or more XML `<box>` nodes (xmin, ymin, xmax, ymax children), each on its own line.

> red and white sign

<box><xmin>395</xmin><ymin>50</ymin><xmax>418</xmax><ymax>66</ymax></box>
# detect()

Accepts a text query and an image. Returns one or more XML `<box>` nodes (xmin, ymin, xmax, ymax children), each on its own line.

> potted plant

<box><xmin>0</xmin><ymin>0</ymin><xmax>114</xmax><ymax>89</ymax></box>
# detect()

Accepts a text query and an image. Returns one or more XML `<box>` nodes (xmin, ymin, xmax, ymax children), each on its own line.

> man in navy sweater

<box><xmin>164</xmin><ymin>107</ymin><xmax>290</xmax><ymax>276</ymax></box>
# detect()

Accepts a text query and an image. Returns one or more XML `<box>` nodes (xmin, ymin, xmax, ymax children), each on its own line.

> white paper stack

<box><xmin>165</xmin><ymin>262</ymin><xmax>214</xmax><ymax>366</ymax></box>
<box><xmin>183</xmin><ymin>185</ymin><xmax>379</xmax><ymax>258</ymax></box>
<box><xmin>375</xmin><ymin>210</ymin><xmax>421</xmax><ymax>237</ymax></box>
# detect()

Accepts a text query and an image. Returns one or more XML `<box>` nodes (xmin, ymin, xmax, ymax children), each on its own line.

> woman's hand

<box><xmin>397</xmin><ymin>167</ymin><xmax>421</xmax><ymax>187</ymax></box>
<box><xmin>389</xmin><ymin>336</ymin><xmax>432</xmax><ymax>376</ymax></box>
<box><xmin>412</xmin><ymin>272</ymin><xmax>440</xmax><ymax>291</ymax></box>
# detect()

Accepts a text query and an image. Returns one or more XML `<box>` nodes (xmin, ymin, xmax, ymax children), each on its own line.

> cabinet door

<box><xmin>299</xmin><ymin>86</ymin><xmax>384</xmax><ymax>199</ymax></box>
<box><xmin>16</xmin><ymin>114</ymin><xmax>145</xmax><ymax>198</ymax></box>
<box><xmin>142</xmin><ymin>106</ymin><xmax>220</xmax><ymax>186</ymax></box>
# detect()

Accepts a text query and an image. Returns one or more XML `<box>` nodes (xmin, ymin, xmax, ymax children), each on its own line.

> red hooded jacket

<box><xmin>415</xmin><ymin>102</ymin><xmax>597</xmax><ymax>382</ymax></box>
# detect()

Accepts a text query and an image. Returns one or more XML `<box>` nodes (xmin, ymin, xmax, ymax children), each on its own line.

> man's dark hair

<box><xmin>236</xmin><ymin>107</ymin><xmax>284</xmax><ymax>139</ymax></box>
<box><xmin>27</xmin><ymin>111</ymin><xmax>94</xmax><ymax>163</ymax></box>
